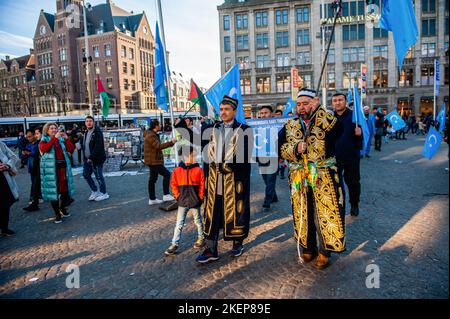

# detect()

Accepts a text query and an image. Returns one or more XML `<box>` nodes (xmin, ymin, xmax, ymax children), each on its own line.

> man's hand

<box><xmin>0</xmin><ymin>163</ymin><xmax>10</xmax><ymax>172</ymax></box>
<box><xmin>174</xmin><ymin>118</ymin><xmax>181</xmax><ymax>126</ymax></box>
<box><xmin>297</xmin><ymin>141</ymin><xmax>307</xmax><ymax>154</ymax></box>
<box><xmin>355</xmin><ymin>126</ymin><xmax>362</xmax><ymax>136</ymax></box>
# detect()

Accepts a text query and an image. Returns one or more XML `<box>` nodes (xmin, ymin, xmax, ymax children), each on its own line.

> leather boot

<box><xmin>315</xmin><ymin>253</ymin><xmax>330</xmax><ymax>269</ymax></box>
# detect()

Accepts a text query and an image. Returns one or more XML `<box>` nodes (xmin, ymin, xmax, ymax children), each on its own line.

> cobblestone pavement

<box><xmin>0</xmin><ymin>135</ymin><xmax>448</xmax><ymax>299</ymax></box>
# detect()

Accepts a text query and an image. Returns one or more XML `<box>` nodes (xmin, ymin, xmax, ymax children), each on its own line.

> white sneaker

<box><xmin>149</xmin><ymin>199</ymin><xmax>163</xmax><ymax>205</ymax></box>
<box><xmin>163</xmin><ymin>194</ymin><xmax>175</xmax><ymax>202</ymax></box>
<box><xmin>94</xmin><ymin>193</ymin><xmax>110</xmax><ymax>201</ymax></box>
<box><xmin>88</xmin><ymin>191</ymin><xmax>101</xmax><ymax>201</ymax></box>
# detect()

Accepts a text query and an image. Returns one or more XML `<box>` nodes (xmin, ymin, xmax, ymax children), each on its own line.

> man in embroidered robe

<box><xmin>278</xmin><ymin>88</ymin><xmax>345</xmax><ymax>269</ymax></box>
<box><xmin>196</xmin><ymin>95</ymin><xmax>254</xmax><ymax>264</ymax></box>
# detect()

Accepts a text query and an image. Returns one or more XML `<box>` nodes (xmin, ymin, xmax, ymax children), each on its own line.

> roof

<box><xmin>0</xmin><ymin>54</ymin><xmax>32</xmax><ymax>72</ymax></box>
<box><xmin>218</xmin><ymin>0</ymin><xmax>290</xmax><ymax>10</ymax></box>
<box><xmin>84</xmin><ymin>2</ymin><xmax>144</xmax><ymax>37</ymax></box>
<box><xmin>43</xmin><ymin>12</ymin><xmax>55</xmax><ymax>32</ymax></box>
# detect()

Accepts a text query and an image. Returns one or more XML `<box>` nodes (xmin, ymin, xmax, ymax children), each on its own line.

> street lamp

<box><xmin>82</xmin><ymin>1</ymin><xmax>94</xmax><ymax>116</ymax></box>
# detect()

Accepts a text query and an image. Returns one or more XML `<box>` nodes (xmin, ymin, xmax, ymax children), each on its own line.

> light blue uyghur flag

<box><xmin>386</xmin><ymin>110</ymin><xmax>406</xmax><ymax>131</ymax></box>
<box><xmin>422</xmin><ymin>126</ymin><xmax>443</xmax><ymax>160</ymax></box>
<box><xmin>379</xmin><ymin>0</ymin><xmax>418</xmax><ymax>71</ymax></box>
<box><xmin>347</xmin><ymin>81</ymin><xmax>353</xmax><ymax>105</ymax></box>
<box><xmin>436</xmin><ymin>102</ymin><xmax>446</xmax><ymax>133</ymax></box>
<box><xmin>205</xmin><ymin>64</ymin><xmax>246</xmax><ymax>124</ymax></box>
<box><xmin>283</xmin><ymin>97</ymin><xmax>296</xmax><ymax>117</ymax></box>
<box><xmin>154</xmin><ymin>22</ymin><xmax>169</xmax><ymax>111</ymax></box>
<box><xmin>352</xmin><ymin>84</ymin><xmax>370</xmax><ymax>153</ymax></box>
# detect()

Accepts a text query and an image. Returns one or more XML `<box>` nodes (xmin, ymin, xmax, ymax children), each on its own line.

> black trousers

<box><xmin>148</xmin><ymin>165</ymin><xmax>171</xmax><ymax>200</ymax></box>
<box><xmin>29</xmin><ymin>174</ymin><xmax>41</xmax><ymax>204</ymax></box>
<box><xmin>337</xmin><ymin>159</ymin><xmax>361</xmax><ymax>208</ymax></box>
<box><xmin>206</xmin><ymin>195</ymin><xmax>243</xmax><ymax>253</ymax></box>
<box><xmin>0</xmin><ymin>206</ymin><xmax>11</xmax><ymax>232</ymax></box>
<box><xmin>50</xmin><ymin>192</ymin><xmax>70</xmax><ymax>217</ymax></box>
<box><xmin>374</xmin><ymin>135</ymin><xmax>382</xmax><ymax>151</ymax></box>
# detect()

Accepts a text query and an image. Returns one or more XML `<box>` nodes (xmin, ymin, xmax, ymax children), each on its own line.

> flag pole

<box><xmin>156</xmin><ymin>0</ymin><xmax>179</xmax><ymax>165</ymax></box>
<box><xmin>433</xmin><ymin>59</ymin><xmax>437</xmax><ymax>122</ymax></box>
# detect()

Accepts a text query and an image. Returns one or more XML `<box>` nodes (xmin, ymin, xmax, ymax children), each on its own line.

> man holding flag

<box><xmin>332</xmin><ymin>91</ymin><xmax>363</xmax><ymax>217</ymax></box>
<box><xmin>278</xmin><ymin>88</ymin><xmax>345</xmax><ymax>270</ymax></box>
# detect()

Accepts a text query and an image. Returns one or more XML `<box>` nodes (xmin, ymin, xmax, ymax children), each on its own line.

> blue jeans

<box><xmin>171</xmin><ymin>206</ymin><xmax>204</xmax><ymax>246</ymax></box>
<box><xmin>261</xmin><ymin>172</ymin><xmax>278</xmax><ymax>206</ymax></box>
<box><xmin>83</xmin><ymin>162</ymin><xmax>106</xmax><ymax>194</ymax></box>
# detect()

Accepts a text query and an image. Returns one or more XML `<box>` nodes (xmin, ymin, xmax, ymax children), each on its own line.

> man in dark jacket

<box><xmin>332</xmin><ymin>91</ymin><xmax>363</xmax><ymax>217</ymax></box>
<box><xmin>23</xmin><ymin>128</ymin><xmax>42</xmax><ymax>212</ymax></box>
<box><xmin>82</xmin><ymin>116</ymin><xmax>109</xmax><ymax>201</ymax></box>
<box><xmin>144</xmin><ymin>119</ymin><xmax>177</xmax><ymax>205</ymax></box>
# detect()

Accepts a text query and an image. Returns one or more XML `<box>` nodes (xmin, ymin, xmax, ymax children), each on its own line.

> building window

<box><xmin>299</xmin><ymin>74</ymin><xmax>311</xmax><ymax>89</ymax></box>
<box><xmin>224</xmin><ymin>36</ymin><xmax>231</xmax><ymax>52</ymax></box>
<box><xmin>122</xmin><ymin>62</ymin><xmax>127</xmax><ymax>73</ymax></box>
<box><xmin>256</xmin><ymin>55</ymin><xmax>270</xmax><ymax>68</ymax></box>
<box><xmin>373</xmin><ymin>70</ymin><xmax>388</xmax><ymax>88</ymax></box>
<box><xmin>343</xmin><ymin>70</ymin><xmax>358</xmax><ymax>88</ymax></box>
<box><xmin>105</xmin><ymin>61</ymin><xmax>112</xmax><ymax>74</ymax></box>
<box><xmin>421</xmin><ymin>66</ymin><xmax>435</xmax><ymax>85</ymax></box>
<box><xmin>422</xmin><ymin>19</ymin><xmax>436</xmax><ymax>36</ymax></box>
<box><xmin>104</xmin><ymin>44</ymin><xmax>111</xmax><ymax>57</ymax></box>
<box><xmin>131</xmin><ymin>80</ymin><xmax>136</xmax><ymax>91</ymax></box>
<box><xmin>236</xmin><ymin>13</ymin><xmax>248</xmax><ymax>30</ymax></box>
<box><xmin>237</xmin><ymin>34</ymin><xmax>249</xmax><ymax>50</ymax></box>
<box><xmin>129</xmin><ymin>48</ymin><xmax>134</xmax><ymax>60</ymax></box>
<box><xmin>276</xmin><ymin>9</ymin><xmax>289</xmax><ymax>25</ymax></box>
<box><xmin>93</xmin><ymin>45</ymin><xmax>100</xmax><ymax>58</ymax></box>
<box><xmin>124</xmin><ymin>79</ymin><xmax>129</xmax><ymax>90</ymax></box>
<box><xmin>296</xmin><ymin>51</ymin><xmax>311</xmax><ymax>65</ymax></box>
<box><xmin>327</xmin><ymin>72</ymin><xmax>335</xmax><ymax>90</ymax></box>
<box><xmin>399</xmin><ymin>68</ymin><xmax>414</xmax><ymax>87</ymax></box>
<box><xmin>256</xmin><ymin>33</ymin><xmax>269</xmax><ymax>49</ymax></box>
<box><xmin>130</xmin><ymin>64</ymin><xmax>135</xmax><ymax>75</ymax></box>
<box><xmin>121</xmin><ymin>46</ymin><xmax>126</xmax><ymax>58</ymax></box>
<box><xmin>276</xmin><ymin>53</ymin><xmax>290</xmax><ymax>67</ymax></box>
<box><xmin>59</xmin><ymin>49</ymin><xmax>67</xmax><ymax>62</ymax></box>
<box><xmin>240</xmin><ymin>78</ymin><xmax>251</xmax><ymax>95</ymax></box>
<box><xmin>94</xmin><ymin>62</ymin><xmax>100</xmax><ymax>74</ymax></box>
<box><xmin>106</xmin><ymin>78</ymin><xmax>113</xmax><ymax>89</ymax></box>
<box><xmin>255</xmin><ymin>11</ymin><xmax>268</xmax><ymax>27</ymax></box>
<box><xmin>238</xmin><ymin>56</ymin><xmax>250</xmax><ymax>70</ymax></box>
<box><xmin>296</xmin><ymin>29</ymin><xmax>310</xmax><ymax>45</ymax></box>
<box><xmin>343</xmin><ymin>24</ymin><xmax>365</xmax><ymax>41</ymax></box>
<box><xmin>257</xmin><ymin>77</ymin><xmax>271</xmax><ymax>94</ymax></box>
<box><xmin>276</xmin><ymin>75</ymin><xmax>290</xmax><ymax>93</ymax></box>
<box><xmin>422</xmin><ymin>0</ymin><xmax>436</xmax><ymax>13</ymax></box>
<box><xmin>276</xmin><ymin>31</ymin><xmax>289</xmax><ymax>48</ymax></box>
<box><xmin>343</xmin><ymin>47</ymin><xmax>365</xmax><ymax>62</ymax></box>
<box><xmin>328</xmin><ymin>48</ymin><xmax>335</xmax><ymax>64</ymax></box>
<box><xmin>296</xmin><ymin>6</ymin><xmax>310</xmax><ymax>24</ymax></box>
<box><xmin>373</xmin><ymin>27</ymin><xmax>388</xmax><ymax>39</ymax></box>
<box><xmin>224</xmin><ymin>57</ymin><xmax>232</xmax><ymax>71</ymax></box>
<box><xmin>223</xmin><ymin>15</ymin><xmax>230</xmax><ymax>30</ymax></box>
<box><xmin>421</xmin><ymin>43</ymin><xmax>436</xmax><ymax>57</ymax></box>
<box><xmin>60</xmin><ymin>65</ymin><xmax>69</xmax><ymax>77</ymax></box>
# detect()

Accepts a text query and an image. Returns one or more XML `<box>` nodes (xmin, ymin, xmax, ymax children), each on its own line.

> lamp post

<box><xmin>82</xmin><ymin>1</ymin><xmax>94</xmax><ymax>116</ymax></box>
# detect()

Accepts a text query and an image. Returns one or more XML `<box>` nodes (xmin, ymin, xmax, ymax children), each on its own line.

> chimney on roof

<box><xmin>30</xmin><ymin>48</ymin><xmax>34</xmax><ymax>54</ymax></box>
<box><xmin>5</xmin><ymin>55</ymin><xmax>10</xmax><ymax>61</ymax></box>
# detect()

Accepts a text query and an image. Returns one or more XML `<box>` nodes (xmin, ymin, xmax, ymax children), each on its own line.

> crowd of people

<box><xmin>1</xmin><ymin>92</ymin><xmax>448</xmax><ymax>271</ymax></box>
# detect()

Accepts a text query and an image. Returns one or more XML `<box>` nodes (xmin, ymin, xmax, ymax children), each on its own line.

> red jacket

<box><xmin>170</xmin><ymin>162</ymin><xmax>204</xmax><ymax>208</ymax></box>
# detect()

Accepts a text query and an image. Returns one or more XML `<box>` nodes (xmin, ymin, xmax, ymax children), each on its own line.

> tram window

<box><xmin>0</xmin><ymin>124</ymin><xmax>24</xmax><ymax>137</ymax></box>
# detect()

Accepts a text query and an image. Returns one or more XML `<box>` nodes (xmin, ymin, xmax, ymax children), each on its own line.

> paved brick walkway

<box><xmin>0</xmin><ymin>135</ymin><xmax>448</xmax><ymax>299</ymax></box>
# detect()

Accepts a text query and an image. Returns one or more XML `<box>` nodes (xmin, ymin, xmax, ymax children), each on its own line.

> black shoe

<box><xmin>350</xmin><ymin>205</ymin><xmax>359</xmax><ymax>217</ymax></box>
<box><xmin>262</xmin><ymin>203</ymin><xmax>270</xmax><ymax>209</ymax></box>
<box><xmin>23</xmin><ymin>205</ymin><xmax>40</xmax><ymax>212</ymax></box>
<box><xmin>360</xmin><ymin>155</ymin><xmax>364</xmax><ymax>159</ymax></box>
<box><xmin>231</xmin><ymin>243</ymin><xmax>244</xmax><ymax>257</ymax></box>
<box><xmin>165</xmin><ymin>244</ymin><xmax>178</xmax><ymax>256</ymax></box>
<box><xmin>280</xmin><ymin>176</ymin><xmax>285</xmax><ymax>180</ymax></box>
<box><xmin>54</xmin><ymin>215</ymin><xmax>62</xmax><ymax>224</ymax></box>
<box><xmin>60</xmin><ymin>209</ymin><xmax>71</xmax><ymax>218</ymax></box>
<box><xmin>365</xmin><ymin>154</ymin><xmax>371</xmax><ymax>158</ymax></box>
<box><xmin>1</xmin><ymin>229</ymin><xmax>16</xmax><ymax>237</ymax></box>
<box><xmin>271</xmin><ymin>197</ymin><xmax>279</xmax><ymax>203</ymax></box>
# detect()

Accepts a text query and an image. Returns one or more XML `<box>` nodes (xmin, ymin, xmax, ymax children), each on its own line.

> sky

<box><xmin>0</xmin><ymin>0</ymin><xmax>223</xmax><ymax>88</ymax></box>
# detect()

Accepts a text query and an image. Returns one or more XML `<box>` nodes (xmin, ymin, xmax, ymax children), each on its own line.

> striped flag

<box><xmin>97</xmin><ymin>75</ymin><xmax>110</xmax><ymax>118</ymax></box>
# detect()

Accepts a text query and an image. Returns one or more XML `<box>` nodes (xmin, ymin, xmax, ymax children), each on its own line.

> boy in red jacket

<box><xmin>165</xmin><ymin>145</ymin><xmax>205</xmax><ymax>255</ymax></box>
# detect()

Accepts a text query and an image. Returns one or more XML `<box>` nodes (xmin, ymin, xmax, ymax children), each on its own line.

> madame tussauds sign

<box><xmin>320</xmin><ymin>13</ymin><xmax>381</xmax><ymax>25</ymax></box>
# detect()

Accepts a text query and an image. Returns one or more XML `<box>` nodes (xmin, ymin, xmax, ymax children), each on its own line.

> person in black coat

<box><xmin>332</xmin><ymin>92</ymin><xmax>363</xmax><ymax>217</ymax></box>
<box><xmin>82</xmin><ymin>116</ymin><xmax>109</xmax><ymax>202</ymax></box>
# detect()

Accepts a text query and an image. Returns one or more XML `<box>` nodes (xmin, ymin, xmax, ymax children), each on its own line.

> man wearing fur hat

<box><xmin>278</xmin><ymin>88</ymin><xmax>345</xmax><ymax>269</ymax></box>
